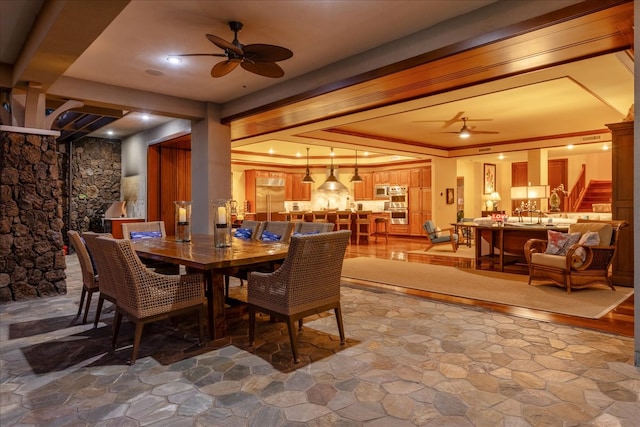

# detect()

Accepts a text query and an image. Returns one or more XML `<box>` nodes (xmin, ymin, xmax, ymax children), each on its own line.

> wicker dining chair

<box><xmin>293</xmin><ymin>222</ymin><xmax>335</xmax><ymax>234</ymax></box>
<box><xmin>226</xmin><ymin>221</ymin><xmax>294</xmax><ymax>296</ymax></box>
<box><xmin>247</xmin><ymin>230</ymin><xmax>351</xmax><ymax>363</ymax></box>
<box><xmin>68</xmin><ymin>230</ymin><xmax>99</xmax><ymax>324</ymax></box>
<box><xmin>121</xmin><ymin>221</ymin><xmax>178</xmax><ymax>274</ymax></box>
<box><xmin>81</xmin><ymin>231</ymin><xmax>116</xmax><ymax>328</ymax></box>
<box><xmin>96</xmin><ymin>236</ymin><xmax>205</xmax><ymax>364</ymax></box>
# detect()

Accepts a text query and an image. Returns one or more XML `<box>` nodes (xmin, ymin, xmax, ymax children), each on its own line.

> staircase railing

<box><xmin>567</xmin><ymin>164</ymin><xmax>586</xmax><ymax>212</ymax></box>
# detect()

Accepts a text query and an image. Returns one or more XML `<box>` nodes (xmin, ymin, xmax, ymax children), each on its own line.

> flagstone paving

<box><xmin>0</xmin><ymin>255</ymin><xmax>638</xmax><ymax>426</ymax></box>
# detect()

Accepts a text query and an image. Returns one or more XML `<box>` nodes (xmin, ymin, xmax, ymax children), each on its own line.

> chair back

<box><xmin>311</xmin><ymin>211</ymin><xmax>329</xmax><ymax>222</ymax></box>
<box><xmin>259</xmin><ymin>221</ymin><xmax>295</xmax><ymax>242</ymax></box>
<box><xmin>354</xmin><ymin>211</ymin><xmax>372</xmax><ymax>222</ymax></box>
<box><xmin>81</xmin><ymin>232</ymin><xmax>116</xmax><ymax>300</ymax></box>
<box><xmin>294</xmin><ymin>222</ymin><xmax>335</xmax><ymax>234</ymax></box>
<box><xmin>255</xmin><ymin>230</ymin><xmax>351</xmax><ymax>310</ymax></box>
<box><xmin>68</xmin><ymin>230</ymin><xmax>98</xmax><ymax>289</ymax></box>
<box><xmin>121</xmin><ymin>221</ymin><xmax>166</xmax><ymax>240</ymax></box>
<box><xmin>235</xmin><ymin>220</ymin><xmax>264</xmax><ymax>240</ymax></box>
<box><xmin>423</xmin><ymin>220</ymin><xmax>436</xmax><ymax>237</ymax></box>
<box><xmin>96</xmin><ymin>237</ymin><xmax>151</xmax><ymax>315</ymax></box>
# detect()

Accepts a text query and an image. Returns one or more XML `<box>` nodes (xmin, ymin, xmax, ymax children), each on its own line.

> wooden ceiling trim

<box><xmin>226</xmin><ymin>1</ymin><xmax>632</xmax><ymax>141</ymax></box>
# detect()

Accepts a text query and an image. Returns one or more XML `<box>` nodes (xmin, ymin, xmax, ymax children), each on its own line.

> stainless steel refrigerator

<box><xmin>255</xmin><ymin>177</ymin><xmax>286</xmax><ymax>221</ymax></box>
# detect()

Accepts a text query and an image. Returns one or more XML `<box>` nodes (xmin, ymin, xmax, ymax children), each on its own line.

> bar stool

<box><xmin>354</xmin><ymin>211</ymin><xmax>372</xmax><ymax>244</ymax></box>
<box><xmin>374</xmin><ymin>216</ymin><xmax>388</xmax><ymax>242</ymax></box>
<box><xmin>289</xmin><ymin>211</ymin><xmax>305</xmax><ymax>223</ymax></box>
<box><xmin>335</xmin><ymin>210</ymin><xmax>352</xmax><ymax>232</ymax></box>
<box><xmin>312</xmin><ymin>211</ymin><xmax>329</xmax><ymax>223</ymax></box>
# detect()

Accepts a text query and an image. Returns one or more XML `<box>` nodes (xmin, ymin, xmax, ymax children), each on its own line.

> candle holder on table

<box><xmin>174</xmin><ymin>201</ymin><xmax>192</xmax><ymax>242</ymax></box>
<box><xmin>213</xmin><ymin>199</ymin><xmax>232</xmax><ymax>248</ymax></box>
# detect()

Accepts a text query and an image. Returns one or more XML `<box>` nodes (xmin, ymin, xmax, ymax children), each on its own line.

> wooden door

<box><xmin>147</xmin><ymin>135</ymin><xmax>192</xmax><ymax>236</ymax></box>
<box><xmin>548</xmin><ymin>159</ymin><xmax>568</xmax><ymax>211</ymax></box>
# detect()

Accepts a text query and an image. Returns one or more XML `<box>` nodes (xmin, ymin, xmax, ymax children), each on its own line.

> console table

<box><xmin>474</xmin><ymin>223</ymin><xmax>569</xmax><ymax>273</ymax></box>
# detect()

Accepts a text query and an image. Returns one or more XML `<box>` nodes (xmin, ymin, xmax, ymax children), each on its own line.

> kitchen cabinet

<box><xmin>409</xmin><ymin>187</ymin><xmax>432</xmax><ymax>236</ymax></box>
<box><xmin>373</xmin><ymin>171</ymin><xmax>389</xmax><ymax>184</ymax></box>
<box><xmin>353</xmin><ymin>172</ymin><xmax>373</xmax><ymax>200</ymax></box>
<box><xmin>289</xmin><ymin>173</ymin><xmax>311</xmax><ymax>201</ymax></box>
<box><xmin>255</xmin><ymin>171</ymin><xmax>286</xmax><ymax>179</ymax></box>
<box><xmin>389</xmin><ymin>170</ymin><xmax>410</xmax><ymax>186</ymax></box>
<box><xmin>409</xmin><ymin>167</ymin><xmax>431</xmax><ymax>188</ymax></box>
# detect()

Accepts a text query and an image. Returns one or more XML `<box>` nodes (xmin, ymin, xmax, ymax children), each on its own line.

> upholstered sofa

<box><xmin>523</xmin><ymin>219</ymin><xmax>627</xmax><ymax>293</ymax></box>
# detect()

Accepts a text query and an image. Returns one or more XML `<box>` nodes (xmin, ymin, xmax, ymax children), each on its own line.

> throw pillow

<box><xmin>260</xmin><ymin>230</ymin><xmax>282</xmax><ymax>242</ymax></box>
<box><xmin>434</xmin><ymin>227</ymin><xmax>442</xmax><ymax>238</ymax></box>
<box><xmin>234</xmin><ymin>228</ymin><xmax>253</xmax><ymax>239</ymax></box>
<box><xmin>545</xmin><ymin>230</ymin><xmax>581</xmax><ymax>255</ymax></box>
<box><xmin>129</xmin><ymin>231</ymin><xmax>162</xmax><ymax>239</ymax></box>
<box><xmin>572</xmin><ymin>231</ymin><xmax>600</xmax><ymax>268</ymax></box>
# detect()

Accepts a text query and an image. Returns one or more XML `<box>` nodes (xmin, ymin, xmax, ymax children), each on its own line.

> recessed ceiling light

<box><xmin>602</xmin><ymin>144</ymin><xmax>609</xmax><ymax>151</ymax></box>
<box><xmin>567</xmin><ymin>144</ymin><xmax>574</xmax><ymax>150</ymax></box>
<box><xmin>363</xmin><ymin>152</ymin><xmax>369</xmax><ymax>157</ymax></box>
<box><xmin>107</xmin><ymin>130</ymin><xmax>114</xmax><ymax>135</ymax></box>
<box><xmin>268</xmin><ymin>148</ymin><xmax>274</xmax><ymax>155</ymax></box>
<box><xmin>142</xmin><ymin>114</ymin><xmax>150</xmax><ymax>121</ymax></box>
<box><xmin>498</xmin><ymin>154</ymin><xmax>505</xmax><ymax>160</ymax></box>
<box><xmin>166</xmin><ymin>56</ymin><xmax>182</xmax><ymax>64</ymax></box>
<box><xmin>295</xmin><ymin>152</ymin><xmax>301</xmax><ymax>157</ymax></box>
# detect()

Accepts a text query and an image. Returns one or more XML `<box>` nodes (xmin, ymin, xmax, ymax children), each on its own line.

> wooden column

<box><xmin>607</xmin><ymin>121</ymin><xmax>634</xmax><ymax>287</ymax></box>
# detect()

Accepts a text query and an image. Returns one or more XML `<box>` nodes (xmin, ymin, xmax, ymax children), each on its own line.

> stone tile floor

<box><xmin>0</xmin><ymin>255</ymin><xmax>638</xmax><ymax>426</ymax></box>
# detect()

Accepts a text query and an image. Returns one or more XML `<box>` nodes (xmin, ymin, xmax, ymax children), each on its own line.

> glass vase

<box><xmin>174</xmin><ymin>201</ymin><xmax>192</xmax><ymax>242</ymax></box>
<box><xmin>213</xmin><ymin>199</ymin><xmax>232</xmax><ymax>248</ymax></box>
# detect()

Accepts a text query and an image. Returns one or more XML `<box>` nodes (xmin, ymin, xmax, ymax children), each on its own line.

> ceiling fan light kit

<box><xmin>178</xmin><ymin>21</ymin><xmax>293</xmax><ymax>78</ymax></box>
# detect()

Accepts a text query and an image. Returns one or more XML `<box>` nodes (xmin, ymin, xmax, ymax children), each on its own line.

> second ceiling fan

<box><xmin>416</xmin><ymin>111</ymin><xmax>499</xmax><ymax>138</ymax></box>
<box><xmin>175</xmin><ymin>21</ymin><xmax>293</xmax><ymax>78</ymax></box>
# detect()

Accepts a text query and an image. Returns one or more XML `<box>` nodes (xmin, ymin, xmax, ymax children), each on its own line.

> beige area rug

<box><xmin>407</xmin><ymin>244</ymin><xmax>474</xmax><ymax>259</ymax></box>
<box><xmin>341</xmin><ymin>258</ymin><xmax>633</xmax><ymax>319</ymax></box>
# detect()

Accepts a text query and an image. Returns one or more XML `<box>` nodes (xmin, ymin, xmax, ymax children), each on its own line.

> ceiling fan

<box><xmin>174</xmin><ymin>21</ymin><xmax>293</xmax><ymax>78</ymax></box>
<box><xmin>415</xmin><ymin>111</ymin><xmax>498</xmax><ymax>138</ymax></box>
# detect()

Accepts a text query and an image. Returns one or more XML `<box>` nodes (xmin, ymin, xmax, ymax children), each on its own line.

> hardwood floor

<box><xmin>343</xmin><ymin>235</ymin><xmax>634</xmax><ymax>337</ymax></box>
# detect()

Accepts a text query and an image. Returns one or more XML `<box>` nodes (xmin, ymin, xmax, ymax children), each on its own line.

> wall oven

<box><xmin>384</xmin><ymin>186</ymin><xmax>408</xmax><ymax>224</ymax></box>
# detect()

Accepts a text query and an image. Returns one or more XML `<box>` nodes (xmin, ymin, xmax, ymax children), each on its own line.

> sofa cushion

<box><xmin>569</xmin><ymin>222</ymin><xmax>612</xmax><ymax>246</ymax></box>
<box><xmin>545</xmin><ymin>230</ymin><xmax>581</xmax><ymax>255</ymax></box>
<box><xmin>531</xmin><ymin>252</ymin><xmax>567</xmax><ymax>269</ymax></box>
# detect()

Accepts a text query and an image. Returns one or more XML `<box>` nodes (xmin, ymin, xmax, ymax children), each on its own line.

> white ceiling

<box><xmin>0</xmin><ymin>0</ymin><xmax>633</xmax><ymax>166</ymax></box>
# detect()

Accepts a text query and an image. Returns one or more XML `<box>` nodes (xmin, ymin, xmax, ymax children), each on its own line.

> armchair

<box><xmin>96</xmin><ymin>236</ymin><xmax>204</xmax><ymax>364</ymax></box>
<box><xmin>247</xmin><ymin>230</ymin><xmax>351</xmax><ymax>363</ymax></box>
<box><xmin>423</xmin><ymin>220</ymin><xmax>458</xmax><ymax>252</ymax></box>
<box><xmin>524</xmin><ymin>219</ymin><xmax>628</xmax><ymax>293</ymax></box>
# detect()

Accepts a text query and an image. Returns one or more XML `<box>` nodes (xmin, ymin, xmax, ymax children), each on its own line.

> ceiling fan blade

<box><xmin>211</xmin><ymin>60</ymin><xmax>240</xmax><ymax>77</ymax></box>
<box><xmin>242</xmin><ymin>44</ymin><xmax>293</xmax><ymax>62</ymax></box>
<box><xmin>442</xmin><ymin>111</ymin><xmax>466</xmax><ymax>128</ymax></box>
<box><xmin>177</xmin><ymin>53</ymin><xmax>227</xmax><ymax>57</ymax></box>
<box><xmin>241</xmin><ymin>61</ymin><xmax>285</xmax><ymax>78</ymax></box>
<box><xmin>470</xmin><ymin>130</ymin><xmax>500</xmax><ymax>134</ymax></box>
<box><xmin>206</xmin><ymin>33</ymin><xmax>243</xmax><ymax>55</ymax></box>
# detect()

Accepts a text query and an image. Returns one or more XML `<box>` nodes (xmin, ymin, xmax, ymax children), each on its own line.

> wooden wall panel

<box><xmin>607</xmin><ymin>121</ymin><xmax>633</xmax><ymax>286</ymax></box>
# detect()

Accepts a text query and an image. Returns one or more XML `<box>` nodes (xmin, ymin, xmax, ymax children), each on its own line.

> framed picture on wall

<box><xmin>446</xmin><ymin>188</ymin><xmax>454</xmax><ymax>204</ymax></box>
<box><xmin>483</xmin><ymin>163</ymin><xmax>496</xmax><ymax>194</ymax></box>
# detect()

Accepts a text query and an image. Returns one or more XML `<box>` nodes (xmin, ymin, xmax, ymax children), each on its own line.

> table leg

<box><xmin>202</xmin><ymin>270</ymin><xmax>227</xmax><ymax>340</ymax></box>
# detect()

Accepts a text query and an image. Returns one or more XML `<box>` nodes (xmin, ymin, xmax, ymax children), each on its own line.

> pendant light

<box><xmin>459</xmin><ymin>117</ymin><xmax>471</xmax><ymax>139</ymax></box>
<box><xmin>302</xmin><ymin>147</ymin><xmax>314</xmax><ymax>183</ymax></box>
<box><xmin>350</xmin><ymin>150</ymin><xmax>363</xmax><ymax>182</ymax></box>
<box><xmin>318</xmin><ymin>148</ymin><xmax>349</xmax><ymax>192</ymax></box>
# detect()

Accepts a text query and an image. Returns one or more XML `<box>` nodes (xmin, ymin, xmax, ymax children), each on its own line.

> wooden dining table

<box><xmin>132</xmin><ymin>234</ymin><xmax>289</xmax><ymax>341</ymax></box>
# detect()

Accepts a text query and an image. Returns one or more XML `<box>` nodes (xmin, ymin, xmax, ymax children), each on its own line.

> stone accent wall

<box><xmin>69</xmin><ymin>138</ymin><xmax>121</xmax><ymax>233</ymax></box>
<box><xmin>0</xmin><ymin>130</ymin><xmax>66</xmax><ymax>302</ymax></box>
